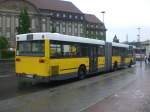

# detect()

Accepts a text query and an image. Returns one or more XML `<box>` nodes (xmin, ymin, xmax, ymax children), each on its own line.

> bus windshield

<box><xmin>16</xmin><ymin>40</ymin><xmax>44</xmax><ymax>56</ymax></box>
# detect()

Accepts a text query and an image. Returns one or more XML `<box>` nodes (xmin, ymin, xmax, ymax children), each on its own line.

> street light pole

<box><xmin>137</xmin><ymin>27</ymin><xmax>141</xmax><ymax>42</ymax></box>
<box><xmin>101</xmin><ymin>11</ymin><xmax>106</xmax><ymax>41</ymax></box>
<box><xmin>137</xmin><ymin>27</ymin><xmax>142</xmax><ymax>66</ymax></box>
<box><xmin>101</xmin><ymin>11</ymin><xmax>105</xmax><ymax>24</ymax></box>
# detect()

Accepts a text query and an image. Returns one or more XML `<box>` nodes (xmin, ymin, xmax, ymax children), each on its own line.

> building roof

<box><xmin>84</xmin><ymin>14</ymin><xmax>102</xmax><ymax>24</ymax></box>
<box><xmin>28</xmin><ymin>0</ymin><xmax>83</xmax><ymax>14</ymax></box>
<box><xmin>16</xmin><ymin>32</ymin><xmax>105</xmax><ymax>45</ymax></box>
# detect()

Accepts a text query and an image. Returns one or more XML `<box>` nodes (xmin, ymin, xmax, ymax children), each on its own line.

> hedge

<box><xmin>0</xmin><ymin>50</ymin><xmax>15</xmax><ymax>59</ymax></box>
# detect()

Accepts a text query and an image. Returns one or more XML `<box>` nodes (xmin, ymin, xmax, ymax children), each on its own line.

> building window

<box><xmin>87</xmin><ymin>24</ymin><xmax>89</xmax><ymax>27</ymax></box>
<box><xmin>50</xmin><ymin>12</ymin><xmax>53</xmax><ymax>16</ymax></box>
<box><xmin>32</xmin><ymin>18</ymin><xmax>35</xmax><ymax>29</ymax></box>
<box><xmin>63</xmin><ymin>14</ymin><xmax>66</xmax><ymax>18</ymax></box>
<box><xmin>100</xmin><ymin>32</ymin><xmax>104</xmax><ymax>36</ymax></box>
<box><xmin>86</xmin><ymin>31</ymin><xmax>89</xmax><ymax>34</ymax></box>
<box><xmin>96</xmin><ymin>25</ymin><xmax>98</xmax><ymax>28</ymax></box>
<box><xmin>68</xmin><ymin>22</ymin><xmax>72</xmax><ymax>33</ymax></box>
<box><xmin>75</xmin><ymin>23</ymin><xmax>78</xmax><ymax>27</ymax></box>
<box><xmin>63</xmin><ymin>26</ymin><xmax>66</xmax><ymax>33</ymax></box>
<box><xmin>69</xmin><ymin>26</ymin><xmax>72</xmax><ymax>33</ymax></box>
<box><xmin>49</xmin><ymin>21</ymin><xmax>53</xmax><ymax>31</ymax></box>
<box><xmin>6</xmin><ymin>17</ymin><xmax>10</xmax><ymax>28</ymax></box>
<box><xmin>42</xmin><ymin>24</ymin><xmax>46</xmax><ymax>32</ymax></box>
<box><xmin>75</xmin><ymin>15</ymin><xmax>78</xmax><ymax>19</ymax></box>
<box><xmin>96</xmin><ymin>31</ymin><xmax>98</xmax><ymax>35</ymax></box>
<box><xmin>62</xmin><ymin>22</ymin><xmax>65</xmax><ymax>26</ymax></box>
<box><xmin>80</xmin><ymin>28</ymin><xmax>83</xmax><ymax>34</ymax></box>
<box><xmin>80</xmin><ymin>24</ymin><xmax>83</xmax><ymax>33</ymax></box>
<box><xmin>42</xmin><ymin>18</ymin><xmax>46</xmax><ymax>22</ymax></box>
<box><xmin>56</xmin><ymin>25</ymin><xmax>60</xmax><ymax>32</ymax></box>
<box><xmin>80</xmin><ymin>16</ymin><xmax>83</xmax><ymax>20</ymax></box>
<box><xmin>56</xmin><ymin>13</ymin><xmax>60</xmax><ymax>17</ymax></box>
<box><xmin>75</xmin><ymin>27</ymin><xmax>78</xmax><ymax>34</ymax></box>
<box><xmin>0</xmin><ymin>16</ymin><xmax>2</xmax><ymax>27</ymax></box>
<box><xmin>69</xmin><ymin>15</ymin><xmax>72</xmax><ymax>19</ymax></box>
<box><xmin>6</xmin><ymin>32</ymin><xmax>10</xmax><ymax>38</ymax></box>
<box><xmin>15</xmin><ymin>18</ymin><xmax>19</xmax><ymax>27</ymax></box>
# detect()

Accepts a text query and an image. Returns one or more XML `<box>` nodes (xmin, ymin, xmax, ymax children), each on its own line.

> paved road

<box><xmin>0</xmin><ymin>62</ymin><xmax>148</xmax><ymax>112</ymax></box>
<box><xmin>83</xmin><ymin>63</ymin><xmax>150</xmax><ymax>112</ymax></box>
<box><xmin>0</xmin><ymin>61</ymin><xmax>136</xmax><ymax>101</ymax></box>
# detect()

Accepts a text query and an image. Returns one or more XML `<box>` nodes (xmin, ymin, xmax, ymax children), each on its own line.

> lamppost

<box><xmin>101</xmin><ymin>11</ymin><xmax>106</xmax><ymax>41</ymax></box>
<box><xmin>137</xmin><ymin>27</ymin><xmax>141</xmax><ymax>42</ymax></box>
<box><xmin>137</xmin><ymin>27</ymin><xmax>142</xmax><ymax>66</ymax></box>
<box><xmin>101</xmin><ymin>11</ymin><xmax>105</xmax><ymax>24</ymax></box>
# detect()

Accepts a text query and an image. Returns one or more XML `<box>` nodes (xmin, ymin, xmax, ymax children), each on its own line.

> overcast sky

<box><xmin>66</xmin><ymin>0</ymin><xmax>150</xmax><ymax>42</ymax></box>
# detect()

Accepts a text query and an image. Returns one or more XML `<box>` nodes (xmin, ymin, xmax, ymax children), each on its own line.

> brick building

<box><xmin>0</xmin><ymin>0</ymin><xmax>106</xmax><ymax>48</ymax></box>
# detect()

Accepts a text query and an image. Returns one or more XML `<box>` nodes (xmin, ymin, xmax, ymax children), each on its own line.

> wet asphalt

<box><xmin>83</xmin><ymin>62</ymin><xmax>150</xmax><ymax>112</ymax></box>
<box><xmin>0</xmin><ymin>61</ymin><xmax>149</xmax><ymax>112</ymax></box>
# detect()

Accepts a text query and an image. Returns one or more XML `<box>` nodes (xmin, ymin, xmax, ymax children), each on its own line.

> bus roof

<box><xmin>16</xmin><ymin>32</ymin><xmax>105</xmax><ymax>45</ymax></box>
<box><xmin>112</xmin><ymin>42</ymin><xmax>129</xmax><ymax>48</ymax></box>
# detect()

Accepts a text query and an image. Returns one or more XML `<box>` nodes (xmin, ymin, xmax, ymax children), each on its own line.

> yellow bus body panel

<box><xmin>16</xmin><ymin>56</ymin><xmax>49</xmax><ymax>77</ymax></box>
<box><xmin>98</xmin><ymin>57</ymin><xmax>105</xmax><ymax>68</ymax></box>
<box><xmin>49</xmin><ymin>58</ymin><xmax>89</xmax><ymax>75</ymax></box>
<box><xmin>125</xmin><ymin>57</ymin><xmax>133</xmax><ymax>64</ymax></box>
<box><xmin>112</xmin><ymin>56</ymin><xmax>121</xmax><ymax>64</ymax></box>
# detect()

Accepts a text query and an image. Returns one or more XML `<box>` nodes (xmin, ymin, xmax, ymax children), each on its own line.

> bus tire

<box><xmin>78</xmin><ymin>65</ymin><xmax>86</xmax><ymax>80</ymax></box>
<box><xmin>113</xmin><ymin>62</ymin><xmax>118</xmax><ymax>71</ymax></box>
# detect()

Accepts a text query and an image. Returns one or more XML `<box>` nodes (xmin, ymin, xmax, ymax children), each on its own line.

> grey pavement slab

<box><xmin>83</xmin><ymin>63</ymin><xmax>150</xmax><ymax>112</ymax></box>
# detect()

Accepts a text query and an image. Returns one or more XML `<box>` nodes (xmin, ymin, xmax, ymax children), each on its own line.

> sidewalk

<box><xmin>0</xmin><ymin>59</ymin><xmax>15</xmax><ymax>75</ymax></box>
<box><xmin>83</xmin><ymin>64</ymin><xmax>150</xmax><ymax>112</ymax></box>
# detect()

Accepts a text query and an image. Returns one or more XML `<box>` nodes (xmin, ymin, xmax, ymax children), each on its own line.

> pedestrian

<box><xmin>144</xmin><ymin>55</ymin><xmax>148</xmax><ymax>64</ymax></box>
<box><xmin>148</xmin><ymin>53</ymin><xmax>150</xmax><ymax>64</ymax></box>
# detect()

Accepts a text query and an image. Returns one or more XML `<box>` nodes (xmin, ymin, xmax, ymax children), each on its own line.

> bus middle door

<box><xmin>89</xmin><ymin>46</ymin><xmax>98</xmax><ymax>73</ymax></box>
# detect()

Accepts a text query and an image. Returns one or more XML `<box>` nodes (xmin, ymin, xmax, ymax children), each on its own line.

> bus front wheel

<box><xmin>78</xmin><ymin>65</ymin><xmax>86</xmax><ymax>80</ymax></box>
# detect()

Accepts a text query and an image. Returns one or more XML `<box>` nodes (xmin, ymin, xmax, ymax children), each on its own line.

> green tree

<box><xmin>0</xmin><ymin>36</ymin><xmax>8</xmax><ymax>50</ymax></box>
<box><xmin>17</xmin><ymin>8</ymin><xmax>31</xmax><ymax>34</ymax></box>
<box><xmin>0</xmin><ymin>36</ymin><xmax>8</xmax><ymax>59</ymax></box>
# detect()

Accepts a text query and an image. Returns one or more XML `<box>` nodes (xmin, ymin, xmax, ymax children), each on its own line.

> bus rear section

<box><xmin>16</xmin><ymin>35</ymin><xmax>50</xmax><ymax>82</ymax></box>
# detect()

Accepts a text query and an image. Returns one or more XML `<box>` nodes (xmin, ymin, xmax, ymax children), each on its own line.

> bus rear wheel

<box><xmin>78</xmin><ymin>66</ymin><xmax>86</xmax><ymax>80</ymax></box>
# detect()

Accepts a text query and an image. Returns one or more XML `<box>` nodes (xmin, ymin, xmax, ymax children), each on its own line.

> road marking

<box><xmin>0</xmin><ymin>75</ymin><xmax>12</xmax><ymax>78</ymax></box>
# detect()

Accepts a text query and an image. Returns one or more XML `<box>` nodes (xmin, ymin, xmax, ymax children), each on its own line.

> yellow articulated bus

<box><xmin>15</xmin><ymin>33</ymin><xmax>135</xmax><ymax>83</ymax></box>
<box><xmin>111</xmin><ymin>42</ymin><xmax>135</xmax><ymax>70</ymax></box>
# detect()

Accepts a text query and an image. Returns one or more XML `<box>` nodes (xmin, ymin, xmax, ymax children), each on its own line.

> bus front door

<box><xmin>89</xmin><ymin>47</ymin><xmax>98</xmax><ymax>73</ymax></box>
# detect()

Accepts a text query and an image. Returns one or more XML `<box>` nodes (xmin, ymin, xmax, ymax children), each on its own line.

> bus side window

<box><xmin>80</xmin><ymin>46</ymin><xmax>88</xmax><ymax>57</ymax></box>
<box><xmin>50</xmin><ymin>44</ymin><xmax>62</xmax><ymax>58</ymax></box>
<box><xmin>63</xmin><ymin>45</ymin><xmax>70</xmax><ymax>57</ymax></box>
<box><xmin>70</xmin><ymin>45</ymin><xmax>79</xmax><ymax>57</ymax></box>
<box><xmin>63</xmin><ymin>44</ymin><xmax>79</xmax><ymax>57</ymax></box>
<box><xmin>98</xmin><ymin>45</ymin><xmax>105</xmax><ymax>56</ymax></box>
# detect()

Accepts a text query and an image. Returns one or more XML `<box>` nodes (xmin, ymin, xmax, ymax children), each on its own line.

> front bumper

<box><xmin>16</xmin><ymin>73</ymin><xmax>50</xmax><ymax>82</ymax></box>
